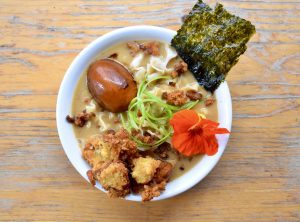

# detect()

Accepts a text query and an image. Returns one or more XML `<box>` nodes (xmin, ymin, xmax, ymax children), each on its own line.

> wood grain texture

<box><xmin>0</xmin><ymin>0</ymin><xmax>299</xmax><ymax>221</ymax></box>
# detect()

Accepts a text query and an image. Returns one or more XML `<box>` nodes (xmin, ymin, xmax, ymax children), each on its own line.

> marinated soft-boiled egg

<box><xmin>87</xmin><ymin>59</ymin><xmax>137</xmax><ymax>113</ymax></box>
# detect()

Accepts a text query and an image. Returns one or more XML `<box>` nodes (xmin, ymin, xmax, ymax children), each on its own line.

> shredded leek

<box><xmin>121</xmin><ymin>75</ymin><xmax>199</xmax><ymax>150</ymax></box>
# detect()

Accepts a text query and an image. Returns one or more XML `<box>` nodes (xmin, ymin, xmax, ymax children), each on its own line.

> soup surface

<box><xmin>72</xmin><ymin>41</ymin><xmax>218</xmax><ymax>180</ymax></box>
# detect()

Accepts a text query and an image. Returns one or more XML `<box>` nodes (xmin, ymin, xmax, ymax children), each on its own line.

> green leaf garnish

<box><xmin>171</xmin><ymin>0</ymin><xmax>256</xmax><ymax>92</ymax></box>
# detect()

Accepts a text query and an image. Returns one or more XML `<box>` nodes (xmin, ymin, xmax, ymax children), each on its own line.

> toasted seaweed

<box><xmin>171</xmin><ymin>0</ymin><xmax>256</xmax><ymax>92</ymax></box>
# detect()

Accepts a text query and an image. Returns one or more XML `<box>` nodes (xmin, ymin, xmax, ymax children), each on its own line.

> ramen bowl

<box><xmin>56</xmin><ymin>25</ymin><xmax>232</xmax><ymax>201</ymax></box>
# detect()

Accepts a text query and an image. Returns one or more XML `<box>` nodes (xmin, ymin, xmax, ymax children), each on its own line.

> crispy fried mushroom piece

<box><xmin>82</xmin><ymin>135</ymin><xmax>118</xmax><ymax>167</ymax></box>
<box><xmin>153</xmin><ymin>161</ymin><xmax>173</xmax><ymax>183</ymax></box>
<box><xmin>82</xmin><ymin>138</ymin><xmax>104</xmax><ymax>167</ymax></box>
<box><xmin>205</xmin><ymin>97</ymin><xmax>215</xmax><ymax>106</ymax></box>
<box><xmin>131</xmin><ymin>157</ymin><xmax>161</xmax><ymax>184</ymax></box>
<box><xmin>136</xmin><ymin>134</ymin><xmax>154</xmax><ymax>144</ymax></box>
<box><xmin>140</xmin><ymin>161</ymin><xmax>173</xmax><ymax>201</ymax></box>
<box><xmin>87</xmin><ymin>170</ymin><xmax>96</xmax><ymax>186</ymax></box>
<box><xmin>140</xmin><ymin>41</ymin><xmax>160</xmax><ymax>56</ymax></box>
<box><xmin>127</xmin><ymin>41</ymin><xmax>160</xmax><ymax>56</ymax></box>
<box><xmin>170</xmin><ymin>60</ymin><xmax>188</xmax><ymax>78</ymax></box>
<box><xmin>66</xmin><ymin>110</ymin><xmax>95</xmax><ymax>127</ymax></box>
<box><xmin>93</xmin><ymin>161</ymin><xmax>130</xmax><ymax>198</ymax></box>
<box><xmin>82</xmin><ymin>129</ymin><xmax>138</xmax><ymax>168</ymax></box>
<box><xmin>162</xmin><ymin>90</ymin><xmax>188</xmax><ymax>106</ymax></box>
<box><xmin>127</xmin><ymin>42</ymin><xmax>140</xmax><ymax>56</ymax></box>
<box><xmin>132</xmin><ymin>131</ymin><xmax>156</xmax><ymax>145</ymax></box>
<box><xmin>102</xmin><ymin>129</ymin><xmax>138</xmax><ymax>162</ymax></box>
<box><xmin>141</xmin><ymin>181</ymin><xmax>167</xmax><ymax>202</ymax></box>
<box><xmin>186</xmin><ymin>89</ymin><xmax>203</xmax><ymax>101</ymax></box>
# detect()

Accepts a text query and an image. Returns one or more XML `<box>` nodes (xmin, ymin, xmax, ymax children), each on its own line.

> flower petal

<box><xmin>205</xmin><ymin>136</ymin><xmax>219</xmax><ymax>156</ymax></box>
<box><xmin>179</xmin><ymin>139</ymin><xmax>193</xmax><ymax>156</ymax></box>
<box><xmin>170</xmin><ymin>109</ymin><xmax>230</xmax><ymax>157</ymax></box>
<box><xmin>201</xmin><ymin>118</ymin><xmax>219</xmax><ymax>128</ymax></box>
<box><xmin>187</xmin><ymin>135</ymin><xmax>205</xmax><ymax>156</ymax></box>
<box><xmin>213</xmin><ymin>128</ymin><xmax>230</xmax><ymax>134</ymax></box>
<box><xmin>171</xmin><ymin>132</ymin><xmax>191</xmax><ymax>152</ymax></box>
<box><xmin>194</xmin><ymin>135</ymin><xmax>206</xmax><ymax>154</ymax></box>
<box><xmin>170</xmin><ymin>110</ymin><xmax>199</xmax><ymax>134</ymax></box>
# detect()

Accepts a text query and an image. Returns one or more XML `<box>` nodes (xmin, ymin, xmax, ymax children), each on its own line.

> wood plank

<box><xmin>0</xmin><ymin>0</ymin><xmax>299</xmax><ymax>221</ymax></box>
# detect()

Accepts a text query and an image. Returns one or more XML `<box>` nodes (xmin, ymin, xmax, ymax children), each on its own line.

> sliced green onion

<box><xmin>121</xmin><ymin>74</ymin><xmax>200</xmax><ymax>150</ymax></box>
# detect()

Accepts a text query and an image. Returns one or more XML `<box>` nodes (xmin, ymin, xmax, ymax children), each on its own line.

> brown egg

<box><xmin>87</xmin><ymin>58</ymin><xmax>137</xmax><ymax>113</ymax></box>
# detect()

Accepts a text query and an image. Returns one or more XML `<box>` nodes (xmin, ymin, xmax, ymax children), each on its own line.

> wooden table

<box><xmin>0</xmin><ymin>0</ymin><xmax>299</xmax><ymax>221</ymax></box>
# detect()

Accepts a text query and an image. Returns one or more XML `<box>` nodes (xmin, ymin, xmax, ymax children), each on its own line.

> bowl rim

<box><xmin>56</xmin><ymin>25</ymin><xmax>232</xmax><ymax>202</ymax></box>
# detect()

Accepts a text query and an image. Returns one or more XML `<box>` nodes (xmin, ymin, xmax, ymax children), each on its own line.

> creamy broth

<box><xmin>72</xmin><ymin>41</ymin><xmax>218</xmax><ymax>180</ymax></box>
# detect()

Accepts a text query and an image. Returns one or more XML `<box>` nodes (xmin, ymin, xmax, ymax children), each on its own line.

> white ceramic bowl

<box><xmin>56</xmin><ymin>25</ymin><xmax>232</xmax><ymax>201</ymax></box>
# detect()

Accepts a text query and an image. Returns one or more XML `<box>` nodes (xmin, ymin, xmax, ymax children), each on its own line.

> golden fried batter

<box><xmin>94</xmin><ymin>161</ymin><xmax>130</xmax><ymax>198</ymax></box>
<box><xmin>141</xmin><ymin>181</ymin><xmax>167</xmax><ymax>202</ymax></box>
<box><xmin>103</xmin><ymin>129</ymin><xmax>138</xmax><ymax>162</ymax></box>
<box><xmin>131</xmin><ymin>157</ymin><xmax>161</xmax><ymax>184</ymax></box>
<box><xmin>140</xmin><ymin>161</ymin><xmax>173</xmax><ymax>201</ymax></box>
<box><xmin>170</xmin><ymin>60</ymin><xmax>188</xmax><ymax>78</ymax></box>
<box><xmin>82</xmin><ymin>129</ymin><xmax>138</xmax><ymax>168</ymax></box>
<box><xmin>82</xmin><ymin>135</ymin><xmax>117</xmax><ymax>167</ymax></box>
<box><xmin>153</xmin><ymin>161</ymin><xmax>173</xmax><ymax>183</ymax></box>
<box><xmin>83</xmin><ymin>129</ymin><xmax>174</xmax><ymax>201</ymax></box>
<box><xmin>161</xmin><ymin>90</ymin><xmax>188</xmax><ymax>106</ymax></box>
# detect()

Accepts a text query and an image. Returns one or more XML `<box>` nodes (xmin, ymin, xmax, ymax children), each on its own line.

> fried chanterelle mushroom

<box><xmin>82</xmin><ymin>129</ymin><xmax>138</xmax><ymax>167</ymax></box>
<box><xmin>131</xmin><ymin>157</ymin><xmax>173</xmax><ymax>201</ymax></box>
<box><xmin>93</xmin><ymin>161</ymin><xmax>130</xmax><ymax>197</ymax></box>
<box><xmin>131</xmin><ymin>157</ymin><xmax>161</xmax><ymax>184</ymax></box>
<box><xmin>83</xmin><ymin>128</ymin><xmax>174</xmax><ymax>201</ymax></box>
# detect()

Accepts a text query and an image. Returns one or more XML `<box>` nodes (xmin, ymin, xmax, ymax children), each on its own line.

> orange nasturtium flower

<box><xmin>169</xmin><ymin>110</ymin><xmax>230</xmax><ymax>157</ymax></box>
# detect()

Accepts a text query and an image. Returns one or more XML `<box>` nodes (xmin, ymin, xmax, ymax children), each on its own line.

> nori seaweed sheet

<box><xmin>171</xmin><ymin>0</ymin><xmax>256</xmax><ymax>92</ymax></box>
